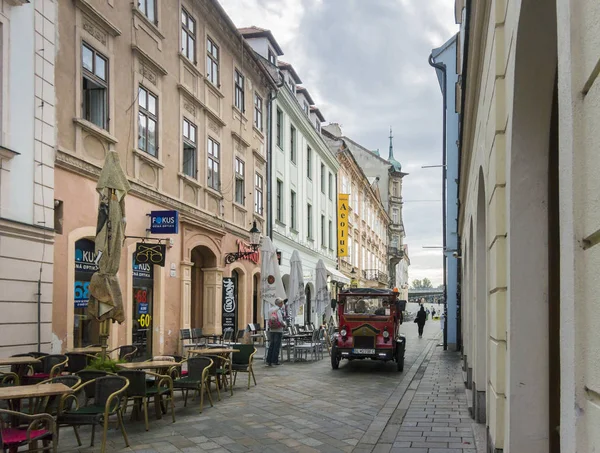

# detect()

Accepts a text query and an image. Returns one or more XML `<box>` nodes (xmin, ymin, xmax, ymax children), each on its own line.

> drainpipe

<box><xmin>428</xmin><ymin>53</ymin><xmax>448</xmax><ymax>351</ymax></box>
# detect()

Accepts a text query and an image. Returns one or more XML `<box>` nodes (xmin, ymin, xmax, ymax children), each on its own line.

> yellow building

<box><xmin>456</xmin><ymin>0</ymin><xmax>600</xmax><ymax>451</ymax></box>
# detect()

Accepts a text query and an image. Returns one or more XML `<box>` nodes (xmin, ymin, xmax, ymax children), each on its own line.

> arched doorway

<box><xmin>473</xmin><ymin>171</ymin><xmax>487</xmax><ymax>424</ymax></box>
<box><xmin>305</xmin><ymin>284</ymin><xmax>312</xmax><ymax>325</ymax></box>
<box><xmin>508</xmin><ymin>1</ymin><xmax>558</xmax><ymax>451</ymax></box>
<box><xmin>190</xmin><ymin>245</ymin><xmax>218</xmax><ymax>331</ymax></box>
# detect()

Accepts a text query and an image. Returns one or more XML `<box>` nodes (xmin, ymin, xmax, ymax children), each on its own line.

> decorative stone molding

<box><xmin>82</xmin><ymin>17</ymin><xmax>107</xmax><ymax>45</ymax></box>
<box><xmin>177</xmin><ymin>84</ymin><xmax>207</xmax><ymax>110</ymax></box>
<box><xmin>208</xmin><ymin>120</ymin><xmax>220</xmax><ymax>135</ymax></box>
<box><xmin>132</xmin><ymin>44</ymin><xmax>168</xmax><ymax>76</ymax></box>
<box><xmin>75</xmin><ymin>0</ymin><xmax>122</xmax><ymax>37</ymax></box>
<box><xmin>73</xmin><ymin>118</ymin><xmax>118</xmax><ymax>144</ymax></box>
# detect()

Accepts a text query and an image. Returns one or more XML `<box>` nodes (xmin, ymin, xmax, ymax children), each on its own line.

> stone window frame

<box><xmin>234</xmin><ymin>68</ymin><xmax>245</xmax><ymax>114</ymax></box>
<box><xmin>206</xmin><ymin>35</ymin><xmax>220</xmax><ymax>88</ymax></box>
<box><xmin>182</xmin><ymin>117</ymin><xmax>197</xmax><ymax>179</ymax></box>
<box><xmin>207</xmin><ymin>135</ymin><xmax>220</xmax><ymax>191</ymax></box>
<box><xmin>234</xmin><ymin>156</ymin><xmax>245</xmax><ymax>206</ymax></box>
<box><xmin>254</xmin><ymin>172</ymin><xmax>263</xmax><ymax>215</ymax></box>
<box><xmin>181</xmin><ymin>7</ymin><xmax>196</xmax><ymax>63</ymax></box>
<box><xmin>81</xmin><ymin>41</ymin><xmax>109</xmax><ymax>130</ymax></box>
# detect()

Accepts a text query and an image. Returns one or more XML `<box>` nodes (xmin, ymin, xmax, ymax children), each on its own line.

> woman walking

<box><xmin>266</xmin><ymin>298</ymin><xmax>285</xmax><ymax>366</ymax></box>
<box><xmin>415</xmin><ymin>305</ymin><xmax>427</xmax><ymax>338</ymax></box>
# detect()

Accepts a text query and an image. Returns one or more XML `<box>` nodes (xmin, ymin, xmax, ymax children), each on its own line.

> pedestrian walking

<box><xmin>414</xmin><ymin>305</ymin><xmax>427</xmax><ymax>338</ymax></box>
<box><xmin>266</xmin><ymin>298</ymin><xmax>285</xmax><ymax>366</ymax></box>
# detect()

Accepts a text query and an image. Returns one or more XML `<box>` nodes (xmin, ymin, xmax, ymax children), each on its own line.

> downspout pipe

<box><xmin>428</xmin><ymin>53</ymin><xmax>448</xmax><ymax>351</ymax></box>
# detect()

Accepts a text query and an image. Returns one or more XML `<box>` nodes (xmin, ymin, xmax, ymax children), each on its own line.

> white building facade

<box><xmin>0</xmin><ymin>0</ymin><xmax>56</xmax><ymax>356</ymax></box>
<box><xmin>241</xmin><ymin>27</ymin><xmax>345</xmax><ymax>326</ymax></box>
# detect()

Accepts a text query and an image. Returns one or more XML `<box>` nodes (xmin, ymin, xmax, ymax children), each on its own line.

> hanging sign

<box><xmin>337</xmin><ymin>194</ymin><xmax>349</xmax><ymax>257</ymax></box>
<box><xmin>236</xmin><ymin>240</ymin><xmax>260</xmax><ymax>263</ymax></box>
<box><xmin>222</xmin><ymin>277</ymin><xmax>238</xmax><ymax>332</ymax></box>
<box><xmin>135</xmin><ymin>242</ymin><xmax>166</xmax><ymax>267</ymax></box>
<box><xmin>149</xmin><ymin>210</ymin><xmax>179</xmax><ymax>234</ymax></box>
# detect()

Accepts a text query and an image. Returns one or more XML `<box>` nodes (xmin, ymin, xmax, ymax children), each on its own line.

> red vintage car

<box><xmin>331</xmin><ymin>288</ymin><xmax>406</xmax><ymax>371</ymax></box>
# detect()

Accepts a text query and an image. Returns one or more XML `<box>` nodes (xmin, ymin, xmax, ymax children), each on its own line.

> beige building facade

<box><xmin>457</xmin><ymin>0</ymin><xmax>600</xmax><ymax>451</ymax></box>
<box><xmin>53</xmin><ymin>0</ymin><xmax>273</xmax><ymax>356</ymax></box>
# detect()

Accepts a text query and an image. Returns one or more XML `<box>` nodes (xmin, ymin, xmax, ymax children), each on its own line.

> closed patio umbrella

<box><xmin>315</xmin><ymin>260</ymin><xmax>330</xmax><ymax>325</ymax></box>
<box><xmin>260</xmin><ymin>237</ymin><xmax>286</xmax><ymax>328</ymax></box>
<box><xmin>288</xmin><ymin>250</ymin><xmax>305</xmax><ymax>324</ymax></box>
<box><xmin>88</xmin><ymin>151</ymin><xmax>131</xmax><ymax>350</ymax></box>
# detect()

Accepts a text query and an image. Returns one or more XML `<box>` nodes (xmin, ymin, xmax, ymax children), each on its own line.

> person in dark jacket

<box><xmin>415</xmin><ymin>305</ymin><xmax>427</xmax><ymax>338</ymax></box>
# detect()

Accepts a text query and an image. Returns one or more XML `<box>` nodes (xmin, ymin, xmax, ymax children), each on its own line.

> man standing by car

<box><xmin>266</xmin><ymin>298</ymin><xmax>285</xmax><ymax>366</ymax></box>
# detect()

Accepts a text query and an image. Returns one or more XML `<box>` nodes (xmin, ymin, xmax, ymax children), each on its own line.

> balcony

<box><xmin>388</xmin><ymin>247</ymin><xmax>404</xmax><ymax>259</ymax></box>
<box><xmin>363</xmin><ymin>269</ymin><xmax>389</xmax><ymax>286</ymax></box>
<box><xmin>389</xmin><ymin>195</ymin><xmax>402</xmax><ymax>204</ymax></box>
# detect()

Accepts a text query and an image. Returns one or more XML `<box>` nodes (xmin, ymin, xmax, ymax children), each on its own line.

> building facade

<box><xmin>0</xmin><ymin>0</ymin><xmax>57</xmax><ymax>357</ymax></box>
<box><xmin>431</xmin><ymin>35</ymin><xmax>460</xmax><ymax>351</ymax></box>
<box><xmin>456</xmin><ymin>0</ymin><xmax>600</xmax><ymax>451</ymax></box>
<box><xmin>53</xmin><ymin>0</ymin><xmax>274</xmax><ymax>357</ymax></box>
<box><xmin>241</xmin><ymin>27</ymin><xmax>345</xmax><ymax>326</ymax></box>
<box><xmin>323</xmin><ymin>129</ymin><xmax>390</xmax><ymax>289</ymax></box>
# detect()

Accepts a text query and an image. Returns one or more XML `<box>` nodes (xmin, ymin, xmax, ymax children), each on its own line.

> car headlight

<box><xmin>383</xmin><ymin>330</ymin><xmax>390</xmax><ymax>338</ymax></box>
<box><xmin>340</xmin><ymin>329</ymin><xmax>347</xmax><ymax>337</ymax></box>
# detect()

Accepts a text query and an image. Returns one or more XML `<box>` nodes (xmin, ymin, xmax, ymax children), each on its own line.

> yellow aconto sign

<box><xmin>338</xmin><ymin>194</ymin><xmax>349</xmax><ymax>257</ymax></box>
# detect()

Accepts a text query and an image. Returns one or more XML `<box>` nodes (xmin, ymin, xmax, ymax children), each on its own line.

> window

<box><xmin>393</xmin><ymin>181</ymin><xmax>399</xmax><ymax>197</ymax></box>
<box><xmin>288</xmin><ymin>77</ymin><xmax>296</xmax><ymax>94</ymax></box>
<box><xmin>182</xmin><ymin>118</ymin><xmax>197</xmax><ymax>178</ymax></box>
<box><xmin>206</xmin><ymin>37</ymin><xmax>219</xmax><ymax>86</ymax></box>
<box><xmin>254</xmin><ymin>173</ymin><xmax>263</xmax><ymax>215</ymax></box>
<box><xmin>290</xmin><ymin>125</ymin><xmax>296</xmax><ymax>163</ymax></box>
<box><xmin>207</xmin><ymin>137</ymin><xmax>220</xmax><ymax>190</ymax></box>
<box><xmin>290</xmin><ymin>190</ymin><xmax>297</xmax><ymax>230</ymax></box>
<box><xmin>392</xmin><ymin>208</ymin><xmax>399</xmax><ymax>224</ymax></box>
<box><xmin>181</xmin><ymin>9</ymin><xmax>196</xmax><ymax>61</ymax></box>
<box><xmin>138</xmin><ymin>0</ymin><xmax>156</xmax><ymax>23</ymax></box>
<box><xmin>321</xmin><ymin>215</ymin><xmax>325</xmax><ymax>248</ymax></box>
<box><xmin>329</xmin><ymin>220</ymin><xmax>333</xmax><ymax>249</ymax></box>
<box><xmin>82</xmin><ymin>43</ymin><xmax>108</xmax><ymax>129</ymax></box>
<box><xmin>234</xmin><ymin>69</ymin><xmax>245</xmax><ymax>112</ymax></box>
<box><xmin>315</xmin><ymin>119</ymin><xmax>321</xmax><ymax>132</ymax></box>
<box><xmin>268</xmin><ymin>48</ymin><xmax>276</xmax><ymax>65</ymax></box>
<box><xmin>303</xmin><ymin>101</ymin><xmax>309</xmax><ymax>115</ymax></box>
<box><xmin>254</xmin><ymin>94</ymin><xmax>263</xmax><ymax>131</ymax></box>
<box><xmin>307</xmin><ymin>204</ymin><xmax>312</xmax><ymax>239</ymax></box>
<box><xmin>138</xmin><ymin>86</ymin><xmax>158</xmax><ymax>157</ymax></box>
<box><xmin>235</xmin><ymin>158</ymin><xmax>245</xmax><ymax>204</ymax></box>
<box><xmin>306</xmin><ymin>146</ymin><xmax>312</xmax><ymax>179</ymax></box>
<box><xmin>276</xmin><ymin>180</ymin><xmax>283</xmax><ymax>222</ymax></box>
<box><xmin>328</xmin><ymin>173</ymin><xmax>333</xmax><ymax>200</ymax></box>
<box><xmin>354</xmin><ymin>190</ymin><xmax>359</xmax><ymax>215</ymax></box>
<box><xmin>320</xmin><ymin>164</ymin><xmax>325</xmax><ymax>193</ymax></box>
<box><xmin>276</xmin><ymin>108</ymin><xmax>283</xmax><ymax>148</ymax></box>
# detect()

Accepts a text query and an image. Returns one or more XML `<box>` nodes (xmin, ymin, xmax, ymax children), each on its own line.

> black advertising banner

<box><xmin>222</xmin><ymin>277</ymin><xmax>237</xmax><ymax>332</ymax></box>
<box><xmin>135</xmin><ymin>242</ymin><xmax>166</xmax><ymax>267</ymax></box>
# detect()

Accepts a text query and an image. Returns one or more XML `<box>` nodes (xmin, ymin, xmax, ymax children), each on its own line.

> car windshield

<box><xmin>344</xmin><ymin>296</ymin><xmax>391</xmax><ymax>315</ymax></box>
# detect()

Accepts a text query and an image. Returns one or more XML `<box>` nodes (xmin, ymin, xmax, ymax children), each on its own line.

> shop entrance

<box><xmin>132</xmin><ymin>254</ymin><xmax>154</xmax><ymax>360</ymax></box>
<box><xmin>74</xmin><ymin>238</ymin><xmax>100</xmax><ymax>347</ymax></box>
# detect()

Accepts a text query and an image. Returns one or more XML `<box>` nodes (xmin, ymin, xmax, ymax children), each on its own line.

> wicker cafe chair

<box><xmin>0</xmin><ymin>372</ymin><xmax>19</xmax><ymax>387</ymax></box>
<box><xmin>57</xmin><ymin>376</ymin><xmax>129</xmax><ymax>453</ymax></box>
<box><xmin>75</xmin><ymin>370</ymin><xmax>111</xmax><ymax>405</ymax></box>
<box><xmin>117</xmin><ymin>370</ymin><xmax>175</xmax><ymax>431</ymax></box>
<box><xmin>108</xmin><ymin>345</ymin><xmax>137</xmax><ymax>362</ymax></box>
<box><xmin>0</xmin><ymin>409</ymin><xmax>57</xmax><ymax>453</ymax></box>
<box><xmin>21</xmin><ymin>355</ymin><xmax>68</xmax><ymax>385</ymax></box>
<box><xmin>203</xmin><ymin>354</ymin><xmax>230</xmax><ymax>401</ymax></box>
<box><xmin>65</xmin><ymin>353</ymin><xmax>94</xmax><ymax>374</ymax></box>
<box><xmin>172</xmin><ymin>357</ymin><xmax>213</xmax><ymax>413</ymax></box>
<box><xmin>231</xmin><ymin>345</ymin><xmax>257</xmax><ymax>389</ymax></box>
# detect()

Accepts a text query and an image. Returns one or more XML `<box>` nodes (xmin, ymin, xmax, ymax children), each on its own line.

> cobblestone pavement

<box><xmin>58</xmin><ymin>322</ymin><xmax>473</xmax><ymax>453</ymax></box>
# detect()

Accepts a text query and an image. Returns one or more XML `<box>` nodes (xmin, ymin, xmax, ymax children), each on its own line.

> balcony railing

<box><xmin>388</xmin><ymin>247</ymin><xmax>404</xmax><ymax>258</ymax></box>
<box><xmin>363</xmin><ymin>269</ymin><xmax>389</xmax><ymax>285</ymax></box>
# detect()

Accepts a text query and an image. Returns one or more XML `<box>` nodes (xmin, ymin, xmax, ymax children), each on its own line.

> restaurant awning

<box><xmin>326</xmin><ymin>266</ymin><xmax>351</xmax><ymax>285</ymax></box>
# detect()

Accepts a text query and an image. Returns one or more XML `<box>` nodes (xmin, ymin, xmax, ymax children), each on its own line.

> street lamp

<box><xmin>350</xmin><ymin>267</ymin><xmax>358</xmax><ymax>288</ymax></box>
<box><xmin>225</xmin><ymin>221</ymin><xmax>261</xmax><ymax>264</ymax></box>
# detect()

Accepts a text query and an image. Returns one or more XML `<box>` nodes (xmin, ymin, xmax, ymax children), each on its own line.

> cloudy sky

<box><xmin>220</xmin><ymin>0</ymin><xmax>458</xmax><ymax>286</ymax></box>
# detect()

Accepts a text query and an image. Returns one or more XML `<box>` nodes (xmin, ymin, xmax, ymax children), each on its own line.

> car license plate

<box><xmin>353</xmin><ymin>348</ymin><xmax>375</xmax><ymax>355</ymax></box>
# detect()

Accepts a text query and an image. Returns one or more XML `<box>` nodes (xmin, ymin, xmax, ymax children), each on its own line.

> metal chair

<box><xmin>0</xmin><ymin>372</ymin><xmax>19</xmax><ymax>387</ymax></box>
<box><xmin>57</xmin><ymin>376</ymin><xmax>129</xmax><ymax>453</ymax></box>
<box><xmin>191</xmin><ymin>328</ymin><xmax>207</xmax><ymax>348</ymax></box>
<box><xmin>21</xmin><ymin>355</ymin><xmax>68</xmax><ymax>385</ymax></box>
<box><xmin>108</xmin><ymin>345</ymin><xmax>137</xmax><ymax>362</ymax></box>
<box><xmin>117</xmin><ymin>370</ymin><xmax>175</xmax><ymax>431</ymax></box>
<box><xmin>75</xmin><ymin>370</ymin><xmax>110</xmax><ymax>405</ymax></box>
<box><xmin>0</xmin><ymin>408</ymin><xmax>57</xmax><ymax>453</ymax></box>
<box><xmin>231</xmin><ymin>345</ymin><xmax>257</xmax><ymax>389</ymax></box>
<box><xmin>65</xmin><ymin>353</ymin><xmax>94</xmax><ymax>374</ymax></box>
<box><xmin>179</xmin><ymin>328</ymin><xmax>194</xmax><ymax>353</ymax></box>
<box><xmin>172</xmin><ymin>357</ymin><xmax>213</xmax><ymax>413</ymax></box>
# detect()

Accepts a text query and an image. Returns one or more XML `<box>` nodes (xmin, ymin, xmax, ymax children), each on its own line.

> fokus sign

<box><xmin>149</xmin><ymin>210</ymin><xmax>179</xmax><ymax>234</ymax></box>
<box><xmin>337</xmin><ymin>194</ymin><xmax>349</xmax><ymax>257</ymax></box>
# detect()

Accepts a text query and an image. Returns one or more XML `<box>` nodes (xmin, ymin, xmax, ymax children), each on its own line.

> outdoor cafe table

<box><xmin>0</xmin><ymin>357</ymin><xmax>40</xmax><ymax>381</ymax></box>
<box><xmin>67</xmin><ymin>347</ymin><xmax>103</xmax><ymax>354</ymax></box>
<box><xmin>188</xmin><ymin>348</ymin><xmax>239</xmax><ymax>396</ymax></box>
<box><xmin>0</xmin><ymin>383</ymin><xmax>74</xmax><ymax>418</ymax></box>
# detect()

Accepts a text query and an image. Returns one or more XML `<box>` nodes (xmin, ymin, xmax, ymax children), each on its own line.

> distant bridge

<box><xmin>408</xmin><ymin>288</ymin><xmax>444</xmax><ymax>304</ymax></box>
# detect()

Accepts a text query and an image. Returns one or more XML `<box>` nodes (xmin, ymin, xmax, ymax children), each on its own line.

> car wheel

<box><xmin>331</xmin><ymin>344</ymin><xmax>340</xmax><ymax>370</ymax></box>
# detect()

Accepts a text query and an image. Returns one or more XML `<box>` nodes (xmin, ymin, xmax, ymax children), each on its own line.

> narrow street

<box><xmin>60</xmin><ymin>321</ymin><xmax>478</xmax><ymax>453</ymax></box>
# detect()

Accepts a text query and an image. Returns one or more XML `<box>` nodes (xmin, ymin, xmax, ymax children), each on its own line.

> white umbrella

<box><xmin>315</xmin><ymin>260</ymin><xmax>330</xmax><ymax>324</ymax></box>
<box><xmin>288</xmin><ymin>250</ymin><xmax>306</xmax><ymax>323</ymax></box>
<box><xmin>260</xmin><ymin>237</ymin><xmax>286</xmax><ymax>327</ymax></box>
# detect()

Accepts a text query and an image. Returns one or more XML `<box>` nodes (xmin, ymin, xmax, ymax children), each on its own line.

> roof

<box><xmin>296</xmin><ymin>86</ymin><xmax>315</xmax><ymax>105</ymax></box>
<box><xmin>310</xmin><ymin>106</ymin><xmax>326</xmax><ymax>122</ymax></box>
<box><xmin>238</xmin><ymin>26</ymin><xmax>284</xmax><ymax>55</ymax></box>
<box><xmin>277</xmin><ymin>60</ymin><xmax>302</xmax><ymax>83</ymax></box>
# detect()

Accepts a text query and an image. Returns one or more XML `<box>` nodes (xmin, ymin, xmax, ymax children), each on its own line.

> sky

<box><xmin>219</xmin><ymin>0</ymin><xmax>458</xmax><ymax>286</ymax></box>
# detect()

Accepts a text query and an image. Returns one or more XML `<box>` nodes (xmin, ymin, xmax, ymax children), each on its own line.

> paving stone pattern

<box><xmin>57</xmin><ymin>321</ymin><xmax>474</xmax><ymax>453</ymax></box>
